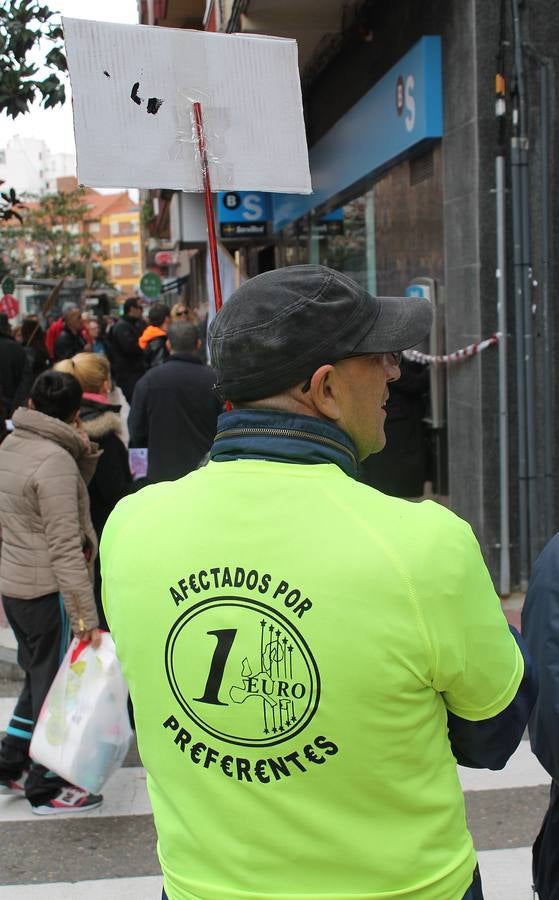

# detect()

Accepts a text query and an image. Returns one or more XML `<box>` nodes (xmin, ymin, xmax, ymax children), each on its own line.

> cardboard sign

<box><xmin>62</xmin><ymin>18</ymin><xmax>312</xmax><ymax>195</ymax></box>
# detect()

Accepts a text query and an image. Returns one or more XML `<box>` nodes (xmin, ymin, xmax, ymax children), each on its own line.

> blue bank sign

<box><xmin>218</xmin><ymin>191</ymin><xmax>272</xmax><ymax>238</ymax></box>
<box><xmin>272</xmin><ymin>36</ymin><xmax>443</xmax><ymax>231</ymax></box>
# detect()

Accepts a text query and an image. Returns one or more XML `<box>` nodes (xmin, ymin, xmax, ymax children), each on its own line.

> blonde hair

<box><xmin>170</xmin><ymin>302</ymin><xmax>186</xmax><ymax>319</ymax></box>
<box><xmin>55</xmin><ymin>353</ymin><xmax>111</xmax><ymax>393</ymax></box>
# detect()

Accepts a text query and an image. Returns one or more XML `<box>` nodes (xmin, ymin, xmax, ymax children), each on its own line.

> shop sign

<box><xmin>272</xmin><ymin>35</ymin><xmax>443</xmax><ymax>231</ymax></box>
<box><xmin>1</xmin><ymin>275</ymin><xmax>15</xmax><ymax>295</ymax></box>
<box><xmin>296</xmin><ymin>208</ymin><xmax>345</xmax><ymax>237</ymax></box>
<box><xmin>154</xmin><ymin>250</ymin><xmax>178</xmax><ymax>267</ymax></box>
<box><xmin>140</xmin><ymin>271</ymin><xmax>162</xmax><ymax>298</ymax></box>
<box><xmin>316</xmin><ymin>208</ymin><xmax>344</xmax><ymax>236</ymax></box>
<box><xmin>0</xmin><ymin>294</ymin><xmax>19</xmax><ymax>318</ymax></box>
<box><xmin>218</xmin><ymin>192</ymin><xmax>271</xmax><ymax>239</ymax></box>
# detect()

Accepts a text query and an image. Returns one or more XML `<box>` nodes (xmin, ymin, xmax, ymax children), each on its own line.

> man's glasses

<box><xmin>300</xmin><ymin>351</ymin><xmax>402</xmax><ymax>394</ymax></box>
<box><xmin>344</xmin><ymin>350</ymin><xmax>403</xmax><ymax>366</ymax></box>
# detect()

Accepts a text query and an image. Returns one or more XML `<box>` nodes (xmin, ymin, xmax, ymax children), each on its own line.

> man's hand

<box><xmin>78</xmin><ymin>627</ymin><xmax>103</xmax><ymax>649</ymax></box>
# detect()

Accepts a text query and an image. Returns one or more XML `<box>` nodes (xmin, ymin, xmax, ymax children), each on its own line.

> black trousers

<box><xmin>533</xmin><ymin>780</ymin><xmax>559</xmax><ymax>899</ymax></box>
<box><xmin>161</xmin><ymin>866</ymin><xmax>483</xmax><ymax>899</ymax></box>
<box><xmin>0</xmin><ymin>592</ymin><xmax>72</xmax><ymax>804</ymax></box>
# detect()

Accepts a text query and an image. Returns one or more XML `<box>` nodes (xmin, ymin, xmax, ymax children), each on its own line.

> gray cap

<box><xmin>209</xmin><ymin>264</ymin><xmax>433</xmax><ymax>402</ymax></box>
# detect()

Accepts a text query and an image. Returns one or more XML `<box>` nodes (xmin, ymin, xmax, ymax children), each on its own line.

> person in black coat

<box><xmin>108</xmin><ymin>297</ymin><xmax>146</xmax><ymax>403</ymax></box>
<box><xmin>53</xmin><ymin>308</ymin><xmax>88</xmax><ymax>361</ymax></box>
<box><xmin>55</xmin><ymin>352</ymin><xmax>132</xmax><ymax>628</ymax></box>
<box><xmin>359</xmin><ymin>358</ymin><xmax>430</xmax><ymax>499</ymax></box>
<box><xmin>17</xmin><ymin>318</ymin><xmax>50</xmax><ymax>404</ymax></box>
<box><xmin>0</xmin><ymin>313</ymin><xmax>27</xmax><ymax>415</ymax></box>
<box><xmin>128</xmin><ymin>320</ymin><xmax>222</xmax><ymax>483</ymax></box>
<box><xmin>522</xmin><ymin>535</ymin><xmax>559</xmax><ymax>900</ymax></box>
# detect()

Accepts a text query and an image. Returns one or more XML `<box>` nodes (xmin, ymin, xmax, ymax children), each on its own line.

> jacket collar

<box><xmin>210</xmin><ymin>408</ymin><xmax>358</xmax><ymax>478</ymax></box>
<box><xmin>12</xmin><ymin>407</ymin><xmax>86</xmax><ymax>460</ymax></box>
<box><xmin>165</xmin><ymin>352</ymin><xmax>203</xmax><ymax>366</ymax></box>
<box><xmin>82</xmin><ymin>393</ymin><xmax>121</xmax><ymax>412</ymax></box>
<box><xmin>139</xmin><ymin>325</ymin><xmax>166</xmax><ymax>349</ymax></box>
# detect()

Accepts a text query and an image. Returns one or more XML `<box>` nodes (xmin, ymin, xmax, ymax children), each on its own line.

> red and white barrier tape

<box><xmin>403</xmin><ymin>332</ymin><xmax>501</xmax><ymax>366</ymax></box>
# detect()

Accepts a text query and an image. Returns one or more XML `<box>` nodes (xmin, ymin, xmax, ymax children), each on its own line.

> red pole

<box><xmin>193</xmin><ymin>101</ymin><xmax>223</xmax><ymax>313</ymax></box>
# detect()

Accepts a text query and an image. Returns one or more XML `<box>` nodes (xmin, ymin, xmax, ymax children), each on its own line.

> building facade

<box><xmin>140</xmin><ymin>0</ymin><xmax>559</xmax><ymax>592</ymax></box>
<box><xmin>0</xmin><ymin>135</ymin><xmax>75</xmax><ymax>197</ymax></box>
<box><xmin>85</xmin><ymin>190</ymin><xmax>142</xmax><ymax>298</ymax></box>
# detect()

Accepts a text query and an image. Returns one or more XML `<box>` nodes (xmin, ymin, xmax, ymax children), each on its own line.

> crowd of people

<box><xmin>0</xmin><ymin>266</ymin><xmax>558</xmax><ymax>899</ymax></box>
<box><xmin>0</xmin><ymin>293</ymin><xmax>217</xmax><ymax>814</ymax></box>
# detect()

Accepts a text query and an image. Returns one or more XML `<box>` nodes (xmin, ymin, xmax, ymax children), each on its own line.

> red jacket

<box><xmin>46</xmin><ymin>318</ymin><xmax>90</xmax><ymax>360</ymax></box>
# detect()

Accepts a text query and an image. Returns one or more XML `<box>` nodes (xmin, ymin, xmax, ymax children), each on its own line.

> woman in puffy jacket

<box><xmin>55</xmin><ymin>353</ymin><xmax>132</xmax><ymax>627</ymax></box>
<box><xmin>0</xmin><ymin>370</ymin><xmax>102</xmax><ymax>813</ymax></box>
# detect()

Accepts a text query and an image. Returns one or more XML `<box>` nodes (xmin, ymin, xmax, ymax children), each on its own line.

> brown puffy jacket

<box><xmin>0</xmin><ymin>407</ymin><xmax>101</xmax><ymax>632</ymax></box>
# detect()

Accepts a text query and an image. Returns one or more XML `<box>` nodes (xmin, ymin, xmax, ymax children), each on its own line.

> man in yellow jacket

<box><xmin>102</xmin><ymin>265</ymin><xmax>537</xmax><ymax>900</ymax></box>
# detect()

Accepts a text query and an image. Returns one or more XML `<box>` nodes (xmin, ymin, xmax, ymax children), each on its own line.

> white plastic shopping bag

<box><xmin>30</xmin><ymin>633</ymin><xmax>133</xmax><ymax>794</ymax></box>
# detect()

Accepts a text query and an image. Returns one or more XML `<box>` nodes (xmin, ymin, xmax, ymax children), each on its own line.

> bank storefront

<box><xmin>273</xmin><ymin>37</ymin><xmax>443</xmax><ymax>300</ymax></box>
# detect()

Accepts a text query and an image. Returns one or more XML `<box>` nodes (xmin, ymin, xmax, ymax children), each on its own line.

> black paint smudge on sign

<box><xmin>147</xmin><ymin>97</ymin><xmax>164</xmax><ymax>115</ymax></box>
<box><xmin>130</xmin><ymin>82</ymin><xmax>142</xmax><ymax>105</ymax></box>
<box><xmin>103</xmin><ymin>70</ymin><xmax>111</xmax><ymax>78</ymax></box>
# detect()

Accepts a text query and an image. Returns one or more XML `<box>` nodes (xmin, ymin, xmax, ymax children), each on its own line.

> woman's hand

<box><xmin>78</xmin><ymin>627</ymin><xmax>103</xmax><ymax>648</ymax></box>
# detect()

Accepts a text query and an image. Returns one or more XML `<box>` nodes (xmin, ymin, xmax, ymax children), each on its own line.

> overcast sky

<box><xmin>1</xmin><ymin>0</ymin><xmax>139</xmax><ymax>156</ymax></box>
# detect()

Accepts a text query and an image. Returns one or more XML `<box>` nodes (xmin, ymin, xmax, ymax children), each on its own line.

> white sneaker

<box><xmin>31</xmin><ymin>786</ymin><xmax>103</xmax><ymax>815</ymax></box>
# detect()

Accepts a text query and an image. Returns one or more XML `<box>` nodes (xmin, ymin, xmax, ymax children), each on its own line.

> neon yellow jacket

<box><xmin>102</xmin><ymin>413</ymin><xmax>523</xmax><ymax>900</ymax></box>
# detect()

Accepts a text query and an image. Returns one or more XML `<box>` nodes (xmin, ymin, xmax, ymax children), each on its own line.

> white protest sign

<box><xmin>62</xmin><ymin>18</ymin><xmax>312</xmax><ymax>194</ymax></box>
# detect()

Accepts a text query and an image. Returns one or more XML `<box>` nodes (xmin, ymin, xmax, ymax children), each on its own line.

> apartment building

<box><xmin>0</xmin><ymin>135</ymin><xmax>75</xmax><ymax>197</ymax></box>
<box><xmin>85</xmin><ymin>190</ymin><xmax>142</xmax><ymax>297</ymax></box>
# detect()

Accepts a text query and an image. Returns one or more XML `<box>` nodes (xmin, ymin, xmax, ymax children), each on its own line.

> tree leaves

<box><xmin>0</xmin><ymin>0</ymin><xmax>67</xmax><ymax>118</ymax></box>
<box><xmin>0</xmin><ymin>187</ymin><xmax>111</xmax><ymax>284</ymax></box>
<box><xmin>0</xmin><ymin>185</ymin><xmax>25</xmax><ymax>223</ymax></box>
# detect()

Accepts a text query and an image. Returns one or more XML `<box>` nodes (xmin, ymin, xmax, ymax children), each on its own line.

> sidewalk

<box><xmin>0</xmin><ymin>591</ymin><xmax>527</xmax><ymax>681</ymax></box>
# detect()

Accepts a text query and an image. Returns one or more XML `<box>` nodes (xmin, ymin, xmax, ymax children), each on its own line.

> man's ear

<box><xmin>195</xmin><ymin>338</ymin><xmax>202</xmax><ymax>350</ymax></box>
<box><xmin>307</xmin><ymin>364</ymin><xmax>341</xmax><ymax>421</ymax></box>
<box><xmin>166</xmin><ymin>338</ymin><xmax>171</xmax><ymax>353</ymax></box>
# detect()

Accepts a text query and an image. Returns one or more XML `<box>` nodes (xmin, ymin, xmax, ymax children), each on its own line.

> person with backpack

<box><xmin>138</xmin><ymin>302</ymin><xmax>170</xmax><ymax>369</ymax></box>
